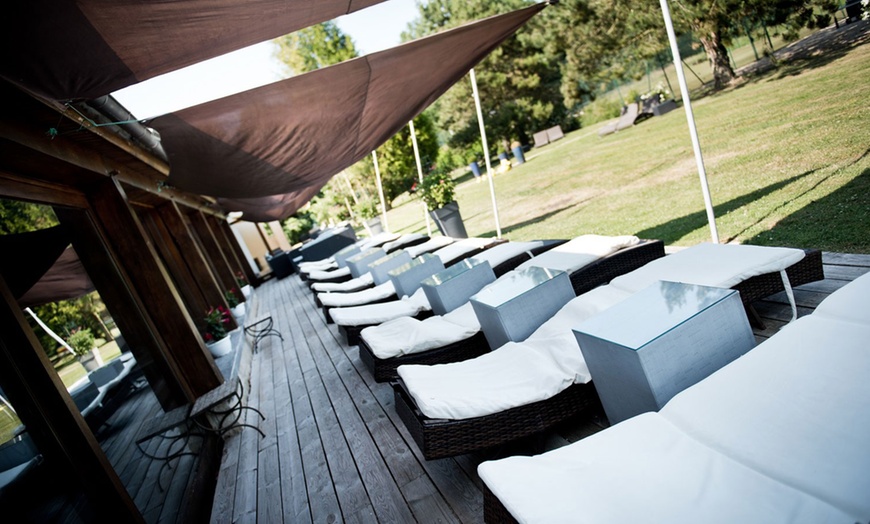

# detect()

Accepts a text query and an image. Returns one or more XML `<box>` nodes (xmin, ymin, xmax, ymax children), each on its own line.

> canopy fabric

<box><xmin>18</xmin><ymin>247</ymin><xmax>96</xmax><ymax>308</ymax></box>
<box><xmin>1</xmin><ymin>0</ymin><xmax>386</xmax><ymax>100</ymax></box>
<box><xmin>0</xmin><ymin>226</ymin><xmax>95</xmax><ymax>306</ymax></box>
<box><xmin>151</xmin><ymin>3</ymin><xmax>547</xmax><ymax>219</ymax></box>
<box><xmin>217</xmin><ymin>185</ymin><xmax>323</xmax><ymax>223</ymax></box>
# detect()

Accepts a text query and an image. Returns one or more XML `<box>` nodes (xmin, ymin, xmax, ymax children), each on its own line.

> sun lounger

<box><xmin>329</xmin><ymin>238</ymin><xmax>505</xmax><ymax>343</ymax></box>
<box><xmin>479</xmin><ymin>270</ymin><xmax>869</xmax><ymax>524</ymax></box>
<box><xmin>597</xmin><ymin>102</ymin><xmax>640</xmax><ymax>137</ymax></box>
<box><xmin>394</xmin><ymin>243</ymin><xmax>824</xmax><ymax>459</ymax></box>
<box><xmin>359</xmin><ymin>236</ymin><xmax>663</xmax><ymax>382</ymax></box>
<box><xmin>298</xmin><ymin>232</ymin><xmax>401</xmax><ymax>278</ymax></box>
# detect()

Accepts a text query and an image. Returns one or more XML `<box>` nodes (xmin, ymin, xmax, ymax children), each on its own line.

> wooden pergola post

<box><xmin>187</xmin><ymin>210</ymin><xmax>242</xmax><ymax>302</ymax></box>
<box><xmin>0</xmin><ymin>274</ymin><xmax>144</xmax><ymax>522</ymax></box>
<box><xmin>206</xmin><ymin>214</ymin><xmax>253</xmax><ymax>291</ymax></box>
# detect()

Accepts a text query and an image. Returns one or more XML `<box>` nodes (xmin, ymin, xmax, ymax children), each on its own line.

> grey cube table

<box><xmin>574</xmin><ymin>280</ymin><xmax>755</xmax><ymax>425</ymax></box>
<box><xmin>346</xmin><ymin>247</ymin><xmax>386</xmax><ymax>278</ymax></box>
<box><xmin>369</xmin><ymin>250</ymin><xmax>413</xmax><ymax>285</ymax></box>
<box><xmin>333</xmin><ymin>244</ymin><xmax>362</xmax><ymax>268</ymax></box>
<box><xmin>389</xmin><ymin>254</ymin><xmax>445</xmax><ymax>298</ymax></box>
<box><xmin>470</xmin><ymin>267</ymin><xmax>574</xmax><ymax>350</ymax></box>
<box><xmin>421</xmin><ymin>259</ymin><xmax>496</xmax><ymax>316</ymax></box>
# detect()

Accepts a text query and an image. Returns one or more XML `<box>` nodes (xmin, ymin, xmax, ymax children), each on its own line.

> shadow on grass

<box><xmin>738</xmin><ymin>20</ymin><xmax>870</xmax><ymax>86</ymax></box>
<box><xmin>477</xmin><ymin>203</ymin><xmax>576</xmax><ymax>239</ymax></box>
<box><xmin>634</xmin><ymin>168</ymin><xmax>820</xmax><ymax>244</ymax></box>
<box><xmin>745</xmin><ymin>168</ymin><xmax>870</xmax><ymax>252</ymax></box>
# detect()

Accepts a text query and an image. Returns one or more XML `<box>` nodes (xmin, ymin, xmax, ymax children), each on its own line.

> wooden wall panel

<box><xmin>187</xmin><ymin>211</ymin><xmax>238</xmax><ymax>300</ymax></box>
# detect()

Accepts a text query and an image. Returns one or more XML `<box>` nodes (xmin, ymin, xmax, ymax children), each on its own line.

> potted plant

<box><xmin>354</xmin><ymin>197</ymin><xmax>383</xmax><ymax>235</ymax></box>
<box><xmin>236</xmin><ymin>271</ymin><xmax>252</xmax><ymax>299</ymax></box>
<box><xmin>68</xmin><ymin>327</ymin><xmax>103</xmax><ymax>372</ymax></box>
<box><xmin>203</xmin><ymin>306</ymin><xmax>233</xmax><ymax>357</ymax></box>
<box><xmin>417</xmin><ymin>174</ymin><xmax>468</xmax><ymax>238</ymax></box>
<box><xmin>225</xmin><ymin>289</ymin><xmax>245</xmax><ymax>320</ymax></box>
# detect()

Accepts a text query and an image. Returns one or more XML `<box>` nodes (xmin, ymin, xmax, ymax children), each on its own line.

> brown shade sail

<box><xmin>0</xmin><ymin>0</ymin><xmax>386</xmax><ymax>100</ymax></box>
<box><xmin>150</xmin><ymin>3</ymin><xmax>547</xmax><ymax>220</ymax></box>
<box><xmin>217</xmin><ymin>185</ymin><xmax>323</xmax><ymax>223</ymax></box>
<box><xmin>0</xmin><ymin>226</ymin><xmax>95</xmax><ymax>307</ymax></box>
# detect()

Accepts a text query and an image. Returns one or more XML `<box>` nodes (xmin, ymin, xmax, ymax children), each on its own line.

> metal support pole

<box><xmin>371</xmin><ymin>150</ymin><xmax>390</xmax><ymax>232</ymax></box>
<box><xmin>408</xmin><ymin>120</ymin><xmax>432</xmax><ymax>235</ymax></box>
<box><xmin>660</xmin><ymin>0</ymin><xmax>719</xmax><ymax>243</ymax></box>
<box><xmin>470</xmin><ymin>68</ymin><xmax>502</xmax><ymax>239</ymax></box>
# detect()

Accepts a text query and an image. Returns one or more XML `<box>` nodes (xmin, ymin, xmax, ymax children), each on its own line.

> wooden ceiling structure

<box><xmin>0</xmin><ymin>79</ymin><xmax>261</xmax><ymax>521</ymax></box>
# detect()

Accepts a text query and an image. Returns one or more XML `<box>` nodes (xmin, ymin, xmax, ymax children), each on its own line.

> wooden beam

<box><xmin>0</xmin><ymin>274</ymin><xmax>144</xmax><ymax>522</ymax></box>
<box><xmin>0</xmin><ymin>169</ymin><xmax>88</xmax><ymax>208</ymax></box>
<box><xmin>219</xmin><ymin>219</ymin><xmax>261</xmax><ymax>287</ymax></box>
<box><xmin>53</xmin><ymin>206</ymin><xmax>190</xmax><ymax>409</ymax></box>
<box><xmin>84</xmin><ymin>177</ymin><xmax>222</xmax><ymax>399</ymax></box>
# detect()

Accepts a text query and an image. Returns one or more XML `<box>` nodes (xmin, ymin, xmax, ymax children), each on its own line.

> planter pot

<box><xmin>469</xmin><ymin>161</ymin><xmax>481</xmax><ymax>178</ymax></box>
<box><xmin>365</xmin><ymin>217</ymin><xmax>383</xmax><ymax>235</ymax></box>
<box><xmin>429</xmin><ymin>201</ymin><xmax>468</xmax><ymax>239</ymax></box>
<box><xmin>231</xmin><ymin>303</ymin><xmax>246</xmax><ymax>321</ymax></box>
<box><xmin>241</xmin><ymin>285</ymin><xmax>253</xmax><ymax>299</ymax></box>
<box><xmin>206</xmin><ymin>335</ymin><xmax>233</xmax><ymax>358</ymax></box>
<box><xmin>512</xmin><ymin>146</ymin><xmax>525</xmax><ymax>165</ymax></box>
<box><xmin>79</xmin><ymin>349</ymin><xmax>103</xmax><ymax>372</ymax></box>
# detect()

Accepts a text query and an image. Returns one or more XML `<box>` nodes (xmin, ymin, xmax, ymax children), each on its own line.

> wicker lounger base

<box><xmin>338</xmin><ymin>310</ymin><xmax>435</xmax><ymax>346</ymax></box>
<box><xmin>483</xmin><ymin>483</ymin><xmax>519</xmax><ymax>524</ymax></box>
<box><xmin>359</xmin><ymin>331</ymin><xmax>490</xmax><ymax>383</ymax></box>
<box><xmin>735</xmin><ymin>248</ymin><xmax>823</xmax><ymax>306</ymax></box>
<box><xmin>394</xmin><ymin>380</ymin><xmax>595</xmax><ymax>460</ymax></box>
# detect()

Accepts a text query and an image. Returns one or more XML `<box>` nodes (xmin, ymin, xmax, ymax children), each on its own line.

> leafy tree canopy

<box><xmin>273</xmin><ymin>21</ymin><xmax>359</xmax><ymax>74</ymax></box>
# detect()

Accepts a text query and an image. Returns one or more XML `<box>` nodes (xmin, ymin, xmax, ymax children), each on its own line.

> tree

<box><xmin>404</xmin><ymin>0</ymin><xmax>575</xmax><ymax>154</ymax></box>
<box><xmin>670</xmin><ymin>0</ymin><xmax>837</xmax><ymax>88</ymax></box>
<box><xmin>273</xmin><ymin>21</ymin><xmax>359</xmax><ymax>74</ymax></box>
<box><xmin>0</xmin><ymin>198</ymin><xmax>58</xmax><ymax>234</ymax></box>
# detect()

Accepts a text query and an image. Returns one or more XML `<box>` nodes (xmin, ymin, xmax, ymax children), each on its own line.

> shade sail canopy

<box><xmin>150</xmin><ymin>3</ymin><xmax>547</xmax><ymax>219</ymax></box>
<box><xmin>217</xmin><ymin>186</ymin><xmax>323</xmax><ymax>223</ymax></box>
<box><xmin>1</xmin><ymin>0</ymin><xmax>386</xmax><ymax>100</ymax></box>
<box><xmin>0</xmin><ymin>226</ymin><xmax>95</xmax><ymax>307</ymax></box>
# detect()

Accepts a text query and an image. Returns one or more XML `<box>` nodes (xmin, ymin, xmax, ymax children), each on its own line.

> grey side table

<box><xmin>421</xmin><ymin>259</ymin><xmax>496</xmax><ymax>315</ymax></box>
<box><xmin>470</xmin><ymin>267</ymin><xmax>574</xmax><ymax>350</ymax></box>
<box><xmin>346</xmin><ymin>247</ymin><xmax>386</xmax><ymax>278</ymax></box>
<box><xmin>333</xmin><ymin>244</ymin><xmax>362</xmax><ymax>268</ymax></box>
<box><xmin>574</xmin><ymin>280</ymin><xmax>755</xmax><ymax>425</ymax></box>
<box><xmin>388</xmin><ymin>254</ymin><xmax>445</xmax><ymax>298</ymax></box>
<box><xmin>368</xmin><ymin>250</ymin><xmax>413</xmax><ymax>285</ymax></box>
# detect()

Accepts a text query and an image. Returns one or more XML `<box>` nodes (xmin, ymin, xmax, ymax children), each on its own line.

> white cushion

<box><xmin>432</xmin><ymin>237</ymin><xmax>496</xmax><ymax>265</ymax></box>
<box><xmin>358</xmin><ymin>232</ymin><xmax>401</xmax><ymax>250</ymax></box>
<box><xmin>610</xmin><ymin>243</ymin><xmax>804</xmax><ymax>293</ymax></box>
<box><xmin>382</xmin><ymin>233</ymin><xmax>427</xmax><ymax>252</ymax></box>
<box><xmin>516</xmin><ymin>234</ymin><xmax>640</xmax><ymax>273</ymax></box>
<box><xmin>397</xmin><ymin>333</ymin><xmax>581</xmax><ymax>420</ymax></box>
<box><xmin>479</xmin><ymin>413</ymin><xmax>853</xmax><ymax>524</ymax></box>
<box><xmin>307</xmin><ymin>265</ymin><xmax>351</xmax><ymax>281</ymax></box>
<box><xmin>319</xmin><ymin>282</ymin><xmax>396</xmax><ymax>307</ymax></box>
<box><xmin>661</xmin><ymin>315</ymin><xmax>870</xmax><ymax>520</ymax></box>
<box><xmin>812</xmin><ymin>271</ymin><xmax>870</xmax><ymax>326</ymax></box>
<box><xmin>469</xmin><ymin>241</ymin><xmax>543</xmax><ymax>270</ymax></box>
<box><xmin>330</xmin><ymin>288</ymin><xmax>431</xmax><ymax>327</ymax></box>
<box><xmin>311</xmin><ymin>273</ymin><xmax>374</xmax><ymax>293</ymax></box>
<box><xmin>299</xmin><ymin>260</ymin><xmax>337</xmax><ymax>273</ymax></box>
<box><xmin>406</xmin><ymin>236</ymin><xmax>455</xmax><ymax>257</ymax></box>
<box><xmin>361</xmin><ymin>314</ymin><xmax>480</xmax><ymax>359</ymax></box>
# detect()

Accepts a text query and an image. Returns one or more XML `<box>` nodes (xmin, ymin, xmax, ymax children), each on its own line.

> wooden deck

<box><xmin>210</xmin><ymin>251</ymin><xmax>870</xmax><ymax>524</ymax></box>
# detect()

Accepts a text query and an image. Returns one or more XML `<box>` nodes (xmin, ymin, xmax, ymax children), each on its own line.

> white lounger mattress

<box><xmin>329</xmin><ymin>288</ymin><xmax>432</xmax><ymax>326</ymax></box>
<box><xmin>319</xmin><ymin>282</ymin><xmax>396</xmax><ymax>308</ymax></box>
<box><xmin>311</xmin><ymin>272</ymin><xmax>375</xmax><ymax>293</ymax></box>
<box><xmin>307</xmin><ymin>265</ymin><xmax>351</xmax><ymax>281</ymax></box>
<box><xmin>399</xmin><ymin>243</ymin><xmax>806</xmax><ymax>420</ymax></box>
<box><xmin>478</xmin><ymin>274</ymin><xmax>870</xmax><ymax>523</ymax></box>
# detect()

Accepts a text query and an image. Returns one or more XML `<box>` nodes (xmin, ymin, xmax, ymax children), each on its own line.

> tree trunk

<box><xmin>699</xmin><ymin>30</ymin><xmax>735</xmax><ymax>89</ymax></box>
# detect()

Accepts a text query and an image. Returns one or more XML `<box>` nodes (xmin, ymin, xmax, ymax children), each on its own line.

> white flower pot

<box><xmin>241</xmin><ymin>285</ymin><xmax>253</xmax><ymax>299</ymax></box>
<box><xmin>231</xmin><ymin>303</ymin><xmax>246</xmax><ymax>320</ymax></box>
<box><xmin>79</xmin><ymin>349</ymin><xmax>104</xmax><ymax>372</ymax></box>
<box><xmin>206</xmin><ymin>335</ymin><xmax>233</xmax><ymax>358</ymax></box>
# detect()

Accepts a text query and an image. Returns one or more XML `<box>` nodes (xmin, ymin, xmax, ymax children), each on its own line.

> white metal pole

<box><xmin>371</xmin><ymin>151</ymin><xmax>390</xmax><ymax>232</ymax></box>
<box><xmin>409</xmin><ymin>120</ymin><xmax>433</xmax><ymax>235</ymax></box>
<box><xmin>25</xmin><ymin>307</ymin><xmax>76</xmax><ymax>356</ymax></box>
<box><xmin>470</xmin><ymin>68</ymin><xmax>502</xmax><ymax>239</ymax></box>
<box><xmin>659</xmin><ymin>0</ymin><xmax>719</xmax><ymax>243</ymax></box>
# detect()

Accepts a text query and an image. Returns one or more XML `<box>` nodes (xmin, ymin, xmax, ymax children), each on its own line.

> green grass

<box><xmin>382</xmin><ymin>25</ymin><xmax>870</xmax><ymax>253</ymax></box>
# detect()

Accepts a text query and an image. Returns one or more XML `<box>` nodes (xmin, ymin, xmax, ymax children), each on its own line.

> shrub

<box><xmin>225</xmin><ymin>289</ymin><xmax>240</xmax><ymax>308</ymax></box>
<box><xmin>67</xmin><ymin>327</ymin><xmax>95</xmax><ymax>357</ymax></box>
<box><xmin>580</xmin><ymin>97</ymin><xmax>624</xmax><ymax>127</ymax></box>
<box><xmin>417</xmin><ymin>174</ymin><xmax>456</xmax><ymax>211</ymax></box>
<box><xmin>354</xmin><ymin>197</ymin><xmax>380</xmax><ymax>220</ymax></box>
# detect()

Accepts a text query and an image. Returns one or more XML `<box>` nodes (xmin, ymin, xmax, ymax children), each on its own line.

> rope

<box><xmin>780</xmin><ymin>269</ymin><xmax>798</xmax><ymax>322</ymax></box>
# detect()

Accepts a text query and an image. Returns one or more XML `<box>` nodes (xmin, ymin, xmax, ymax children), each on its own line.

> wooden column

<box><xmin>138</xmin><ymin>206</ymin><xmax>211</xmax><ymax>334</ymax></box>
<box><xmin>208</xmin><ymin>215</ymin><xmax>255</xmax><ymax>290</ymax></box>
<box><xmin>187</xmin><ymin>211</ymin><xmax>239</xmax><ymax>299</ymax></box>
<box><xmin>54</xmin><ymin>206</ymin><xmax>189</xmax><ymax>409</ymax></box>
<box><xmin>77</xmin><ymin>177</ymin><xmax>221</xmax><ymax>399</ymax></box>
<box><xmin>0</xmin><ymin>274</ymin><xmax>144</xmax><ymax>522</ymax></box>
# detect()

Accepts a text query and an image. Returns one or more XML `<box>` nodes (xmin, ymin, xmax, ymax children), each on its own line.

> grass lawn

<box><xmin>383</xmin><ymin>23</ymin><xmax>870</xmax><ymax>253</ymax></box>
